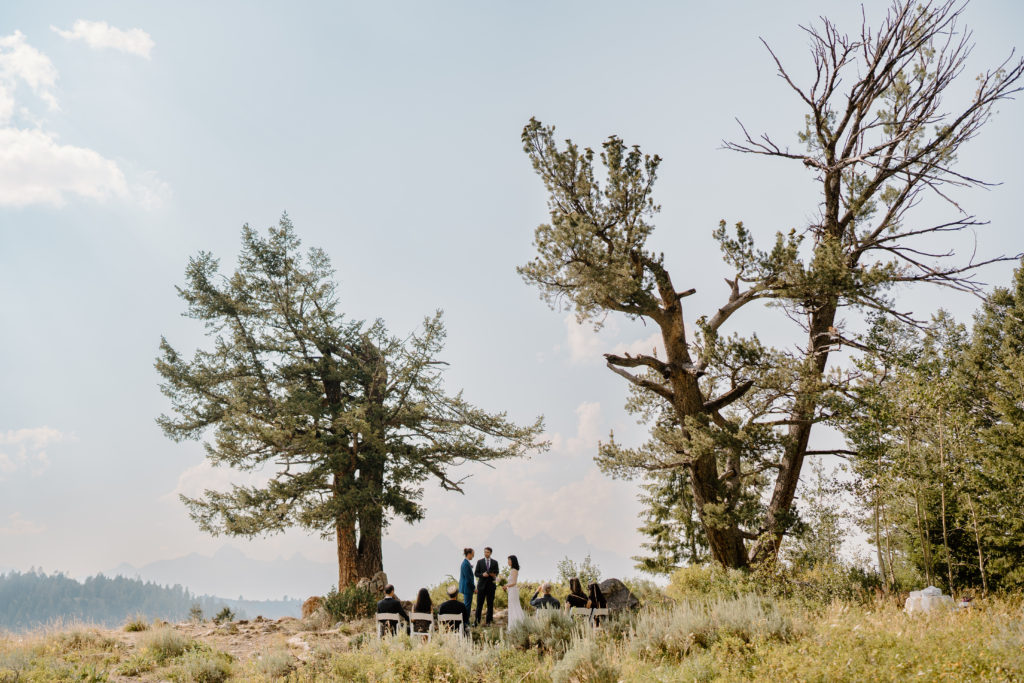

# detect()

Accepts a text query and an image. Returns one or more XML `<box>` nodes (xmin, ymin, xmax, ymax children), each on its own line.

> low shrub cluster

<box><xmin>323</xmin><ymin>584</ymin><xmax>376</xmax><ymax>622</ymax></box>
<box><xmin>506</xmin><ymin>609</ymin><xmax>575</xmax><ymax>655</ymax></box>
<box><xmin>140</xmin><ymin>627</ymin><xmax>196</xmax><ymax>662</ymax></box>
<box><xmin>667</xmin><ymin>561</ymin><xmax>883</xmax><ymax>607</ymax></box>
<box><xmin>629</xmin><ymin>594</ymin><xmax>795</xmax><ymax>661</ymax></box>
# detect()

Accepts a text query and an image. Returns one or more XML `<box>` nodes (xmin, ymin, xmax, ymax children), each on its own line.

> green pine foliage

<box><xmin>156</xmin><ymin>217</ymin><xmax>545</xmax><ymax>586</ymax></box>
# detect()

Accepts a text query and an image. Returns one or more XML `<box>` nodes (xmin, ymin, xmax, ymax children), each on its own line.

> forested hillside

<box><xmin>0</xmin><ymin>571</ymin><xmax>300</xmax><ymax>631</ymax></box>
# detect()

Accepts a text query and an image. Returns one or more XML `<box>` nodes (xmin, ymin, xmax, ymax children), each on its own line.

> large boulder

<box><xmin>599</xmin><ymin>578</ymin><xmax>639</xmax><ymax>611</ymax></box>
<box><xmin>905</xmin><ymin>586</ymin><xmax>954</xmax><ymax>614</ymax></box>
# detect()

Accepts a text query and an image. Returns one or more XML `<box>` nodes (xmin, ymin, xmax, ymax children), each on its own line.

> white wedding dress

<box><xmin>506</xmin><ymin>569</ymin><xmax>525</xmax><ymax>629</ymax></box>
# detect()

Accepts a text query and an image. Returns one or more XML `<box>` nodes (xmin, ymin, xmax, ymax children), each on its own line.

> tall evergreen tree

<box><xmin>156</xmin><ymin>218</ymin><xmax>544</xmax><ymax>588</ymax></box>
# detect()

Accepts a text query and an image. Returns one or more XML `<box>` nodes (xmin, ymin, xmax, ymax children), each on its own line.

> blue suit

<box><xmin>459</xmin><ymin>558</ymin><xmax>475</xmax><ymax>613</ymax></box>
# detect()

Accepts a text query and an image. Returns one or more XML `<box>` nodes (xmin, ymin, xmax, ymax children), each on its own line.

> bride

<box><xmin>504</xmin><ymin>555</ymin><xmax>525</xmax><ymax>629</ymax></box>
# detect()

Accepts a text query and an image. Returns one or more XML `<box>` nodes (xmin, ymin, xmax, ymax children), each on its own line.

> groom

<box><xmin>474</xmin><ymin>546</ymin><xmax>499</xmax><ymax>626</ymax></box>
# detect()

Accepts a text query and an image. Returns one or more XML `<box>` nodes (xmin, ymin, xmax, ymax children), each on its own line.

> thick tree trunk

<box><xmin>355</xmin><ymin>451</ymin><xmax>385</xmax><ymax>578</ymax></box>
<box><xmin>353</xmin><ymin>341</ymin><xmax>388</xmax><ymax>580</ymax></box>
<box><xmin>750</xmin><ymin>299</ymin><xmax>838</xmax><ymax>564</ymax></box>
<box><xmin>688</xmin><ymin>459</ymin><xmax>749</xmax><ymax>569</ymax></box>
<box><xmin>336</xmin><ymin>515</ymin><xmax>359</xmax><ymax>589</ymax></box>
<box><xmin>658</xmin><ymin>291</ymin><xmax>752</xmax><ymax>569</ymax></box>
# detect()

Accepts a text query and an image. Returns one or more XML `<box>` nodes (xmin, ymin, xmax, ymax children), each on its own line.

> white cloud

<box><xmin>563</xmin><ymin>315</ymin><xmax>665</xmax><ymax>366</ymax></box>
<box><xmin>0</xmin><ymin>426</ymin><xmax>66</xmax><ymax>479</ymax></box>
<box><xmin>0</xmin><ymin>127</ymin><xmax>128</xmax><ymax>206</ymax></box>
<box><xmin>132</xmin><ymin>169</ymin><xmax>173</xmax><ymax>210</ymax></box>
<box><xmin>165</xmin><ymin>460</ymin><xmax>274</xmax><ymax>501</ymax></box>
<box><xmin>0</xmin><ymin>31</ymin><xmax>59</xmax><ymax>123</ymax></box>
<box><xmin>51</xmin><ymin>20</ymin><xmax>154</xmax><ymax>59</ymax></box>
<box><xmin>0</xmin><ymin>513</ymin><xmax>46</xmax><ymax>537</ymax></box>
<box><xmin>0</xmin><ymin>31</ymin><xmax>167</xmax><ymax>209</ymax></box>
<box><xmin>611</xmin><ymin>331</ymin><xmax>663</xmax><ymax>360</ymax></box>
<box><xmin>502</xmin><ymin>467</ymin><xmax>643</xmax><ymax>551</ymax></box>
<box><xmin>565</xmin><ymin>316</ymin><xmax>605</xmax><ymax>364</ymax></box>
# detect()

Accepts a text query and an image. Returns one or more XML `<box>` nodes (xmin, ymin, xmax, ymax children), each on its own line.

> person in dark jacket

<box><xmin>529</xmin><ymin>582</ymin><xmax>561</xmax><ymax>610</ymax></box>
<box><xmin>587</xmin><ymin>582</ymin><xmax>608</xmax><ymax>625</ymax></box>
<box><xmin>474</xmin><ymin>547</ymin><xmax>499</xmax><ymax>626</ymax></box>
<box><xmin>564</xmin><ymin>577</ymin><xmax>588</xmax><ymax>610</ymax></box>
<box><xmin>411</xmin><ymin>588</ymin><xmax>433</xmax><ymax>634</ymax></box>
<box><xmin>437</xmin><ymin>584</ymin><xmax>470</xmax><ymax>634</ymax></box>
<box><xmin>376</xmin><ymin>584</ymin><xmax>410</xmax><ymax>635</ymax></box>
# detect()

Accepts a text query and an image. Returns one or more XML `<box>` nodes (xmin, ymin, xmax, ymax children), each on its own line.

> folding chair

<box><xmin>409</xmin><ymin>612</ymin><xmax>434</xmax><ymax>642</ymax></box>
<box><xmin>568</xmin><ymin>606</ymin><xmax>591</xmax><ymax>623</ymax></box>
<box><xmin>438</xmin><ymin>613</ymin><xmax>466</xmax><ymax>636</ymax></box>
<box><xmin>376</xmin><ymin>613</ymin><xmax>403</xmax><ymax>638</ymax></box>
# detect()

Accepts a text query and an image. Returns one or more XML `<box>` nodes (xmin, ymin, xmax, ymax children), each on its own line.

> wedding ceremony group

<box><xmin>373</xmin><ymin>547</ymin><xmax>609</xmax><ymax>637</ymax></box>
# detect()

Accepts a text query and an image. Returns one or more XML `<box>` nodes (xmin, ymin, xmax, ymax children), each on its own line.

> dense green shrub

<box><xmin>211</xmin><ymin>607</ymin><xmax>235</xmax><ymax>624</ymax></box>
<box><xmin>140</xmin><ymin>627</ymin><xmax>195</xmax><ymax>662</ymax></box>
<box><xmin>323</xmin><ymin>585</ymin><xmax>375</xmax><ymax>621</ymax></box>
<box><xmin>668</xmin><ymin>561</ymin><xmax>884</xmax><ymax>608</ymax></box>
<box><xmin>174</xmin><ymin>649</ymin><xmax>233</xmax><ymax>683</ymax></box>
<box><xmin>551</xmin><ymin>638</ymin><xmax>619</xmax><ymax>683</ymax></box>
<box><xmin>123</xmin><ymin>615</ymin><xmax>149</xmax><ymax>632</ymax></box>
<box><xmin>506</xmin><ymin>609</ymin><xmax>575</xmax><ymax>655</ymax></box>
<box><xmin>250</xmin><ymin>648</ymin><xmax>294</xmax><ymax>679</ymax></box>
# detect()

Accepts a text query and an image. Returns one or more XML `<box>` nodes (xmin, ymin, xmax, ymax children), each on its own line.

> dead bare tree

<box><xmin>724</xmin><ymin>0</ymin><xmax>1024</xmax><ymax>563</ymax></box>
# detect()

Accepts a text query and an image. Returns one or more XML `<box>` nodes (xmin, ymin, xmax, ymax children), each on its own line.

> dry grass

<box><xmin>1</xmin><ymin>596</ymin><xmax>1021</xmax><ymax>681</ymax></box>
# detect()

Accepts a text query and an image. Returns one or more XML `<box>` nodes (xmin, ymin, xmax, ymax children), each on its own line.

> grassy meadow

<box><xmin>2</xmin><ymin>566</ymin><xmax>1022</xmax><ymax>682</ymax></box>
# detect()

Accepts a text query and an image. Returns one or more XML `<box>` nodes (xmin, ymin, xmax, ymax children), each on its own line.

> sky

<box><xmin>1</xmin><ymin>1</ymin><xmax>1022</xmax><ymax>599</ymax></box>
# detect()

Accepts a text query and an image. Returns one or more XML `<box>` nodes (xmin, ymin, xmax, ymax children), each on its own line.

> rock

<box><xmin>301</xmin><ymin>596</ymin><xmax>323</xmax><ymax>618</ymax></box>
<box><xmin>905</xmin><ymin>586</ymin><xmax>954</xmax><ymax>614</ymax></box>
<box><xmin>370</xmin><ymin>571</ymin><xmax>389</xmax><ymax>595</ymax></box>
<box><xmin>598</xmin><ymin>578</ymin><xmax>640</xmax><ymax>611</ymax></box>
<box><xmin>286</xmin><ymin>635</ymin><xmax>310</xmax><ymax>652</ymax></box>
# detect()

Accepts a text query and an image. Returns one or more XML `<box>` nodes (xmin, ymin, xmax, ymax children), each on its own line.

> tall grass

<box><xmin>629</xmin><ymin>594</ymin><xmax>795</xmax><ymax>661</ymax></box>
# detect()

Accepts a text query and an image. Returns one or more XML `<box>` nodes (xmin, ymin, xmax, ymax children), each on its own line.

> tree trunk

<box><xmin>965</xmin><ymin>493</ymin><xmax>989</xmax><ymax>596</ymax></box>
<box><xmin>354</xmin><ymin>341</ymin><xmax>388</xmax><ymax>580</ymax></box>
<box><xmin>874</xmin><ymin>487</ymin><xmax>887</xmax><ymax>591</ymax></box>
<box><xmin>750</xmin><ymin>299</ymin><xmax>838</xmax><ymax>564</ymax></box>
<box><xmin>881</xmin><ymin>500</ymin><xmax>896</xmax><ymax>588</ymax></box>
<box><xmin>938</xmin><ymin>427</ymin><xmax>955</xmax><ymax>596</ymax></box>
<box><xmin>688</xmin><ymin>460</ymin><xmax>749</xmax><ymax>568</ymax></box>
<box><xmin>355</xmin><ymin>449</ymin><xmax>385</xmax><ymax>579</ymax></box>
<box><xmin>336</xmin><ymin>515</ymin><xmax>359</xmax><ymax>589</ymax></box>
<box><xmin>914</xmin><ymin>486</ymin><xmax>933</xmax><ymax>585</ymax></box>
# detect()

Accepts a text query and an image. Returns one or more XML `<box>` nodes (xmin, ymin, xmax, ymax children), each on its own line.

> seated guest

<box><xmin>376</xmin><ymin>584</ymin><xmax>410</xmax><ymax>635</ymax></box>
<box><xmin>587</xmin><ymin>582</ymin><xmax>608</xmax><ymax>625</ymax></box>
<box><xmin>437</xmin><ymin>583</ymin><xmax>470</xmax><ymax>634</ymax></box>
<box><xmin>529</xmin><ymin>582</ymin><xmax>561</xmax><ymax>610</ymax></box>
<box><xmin>411</xmin><ymin>587</ymin><xmax>433</xmax><ymax>634</ymax></box>
<box><xmin>564</xmin><ymin>577</ymin><xmax>588</xmax><ymax>610</ymax></box>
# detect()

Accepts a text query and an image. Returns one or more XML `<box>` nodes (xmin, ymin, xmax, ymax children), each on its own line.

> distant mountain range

<box><xmin>108</xmin><ymin>522</ymin><xmax>639</xmax><ymax>601</ymax></box>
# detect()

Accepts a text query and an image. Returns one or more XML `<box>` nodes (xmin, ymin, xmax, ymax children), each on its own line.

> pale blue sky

<box><xmin>2</xmin><ymin>1</ymin><xmax>1022</xmax><ymax>596</ymax></box>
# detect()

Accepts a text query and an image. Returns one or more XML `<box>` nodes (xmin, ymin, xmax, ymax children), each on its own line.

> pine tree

<box><xmin>157</xmin><ymin>217</ymin><xmax>544</xmax><ymax>588</ymax></box>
